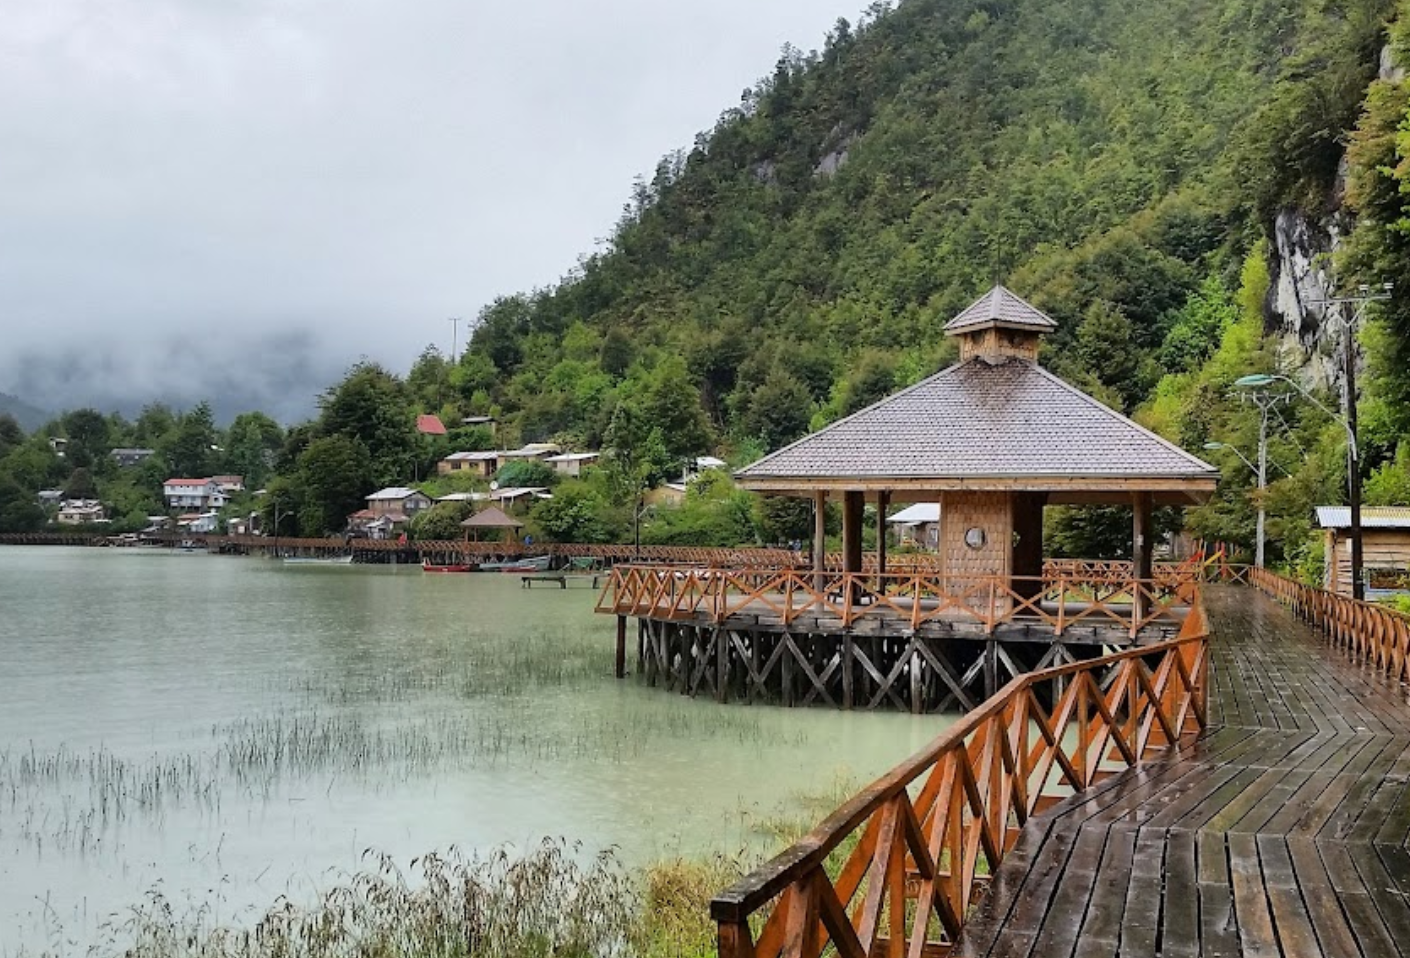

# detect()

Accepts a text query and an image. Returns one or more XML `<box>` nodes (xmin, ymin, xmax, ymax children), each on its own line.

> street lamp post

<box><xmin>1221</xmin><ymin>388</ymin><xmax>1288</xmax><ymax>569</ymax></box>
<box><xmin>1204</xmin><ymin>440</ymin><xmax>1266</xmax><ymax>565</ymax></box>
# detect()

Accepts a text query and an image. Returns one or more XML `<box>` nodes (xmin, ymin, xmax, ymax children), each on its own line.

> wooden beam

<box><xmin>814</xmin><ymin>491</ymin><xmax>828</xmax><ymax>590</ymax></box>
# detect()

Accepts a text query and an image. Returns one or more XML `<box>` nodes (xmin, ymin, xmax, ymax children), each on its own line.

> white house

<box><xmin>177</xmin><ymin>512</ymin><xmax>220</xmax><ymax>534</ymax></box>
<box><xmin>164</xmin><ymin>478</ymin><xmax>222</xmax><ymax>509</ymax></box>
<box><xmin>57</xmin><ymin>500</ymin><xmax>107</xmax><ymax>525</ymax></box>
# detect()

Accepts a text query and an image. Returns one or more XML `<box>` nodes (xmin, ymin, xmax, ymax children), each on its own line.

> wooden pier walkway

<box><xmin>955</xmin><ymin>586</ymin><xmax>1410</xmax><ymax>957</ymax></box>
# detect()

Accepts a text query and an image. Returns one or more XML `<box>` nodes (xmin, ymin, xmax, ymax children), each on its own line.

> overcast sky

<box><xmin>0</xmin><ymin>0</ymin><xmax>857</xmax><ymax>422</ymax></box>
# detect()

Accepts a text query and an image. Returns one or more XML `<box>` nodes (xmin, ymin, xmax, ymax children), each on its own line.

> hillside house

<box><xmin>1317</xmin><ymin>506</ymin><xmax>1410</xmax><ymax>596</ymax></box>
<box><xmin>499</xmin><ymin>443</ymin><xmax>561</xmax><ymax>464</ymax></box>
<box><xmin>545</xmin><ymin>451</ymin><xmax>600</xmax><ymax>477</ymax></box>
<box><xmin>37</xmin><ymin>489</ymin><xmax>63</xmax><ymax>508</ymax></box>
<box><xmin>212</xmin><ymin>475</ymin><xmax>245</xmax><ymax>494</ymax></box>
<box><xmin>416</xmin><ymin>414</ymin><xmax>447</xmax><ymax>436</ymax></box>
<box><xmin>164</xmin><ymin>478</ymin><xmax>224</xmax><ymax>510</ymax></box>
<box><xmin>177</xmin><ymin>512</ymin><xmax>220</xmax><ymax>534</ymax></box>
<box><xmin>438</xmin><ymin>451</ymin><xmax>500</xmax><ymax>477</ymax></box>
<box><xmin>57</xmin><ymin>500</ymin><xmax>107</xmax><ymax>525</ymax></box>
<box><xmin>886</xmin><ymin>502</ymin><xmax>941</xmax><ymax>550</ymax></box>
<box><xmin>111</xmin><ymin>447</ymin><xmax>156</xmax><ymax>468</ymax></box>
<box><xmin>365</xmin><ymin>487</ymin><xmax>432</xmax><ymax>518</ymax></box>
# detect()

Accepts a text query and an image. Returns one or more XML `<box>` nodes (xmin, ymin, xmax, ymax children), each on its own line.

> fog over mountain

<box><xmin>0</xmin><ymin>0</ymin><xmax>849</xmax><ymax>424</ymax></box>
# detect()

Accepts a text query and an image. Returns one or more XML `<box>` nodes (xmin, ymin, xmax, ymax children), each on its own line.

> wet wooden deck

<box><xmin>956</xmin><ymin>586</ymin><xmax>1410</xmax><ymax>957</ymax></box>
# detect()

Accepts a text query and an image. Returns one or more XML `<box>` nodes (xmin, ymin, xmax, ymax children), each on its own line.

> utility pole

<box><xmin>448</xmin><ymin>316</ymin><xmax>464</xmax><ymax>361</ymax></box>
<box><xmin>1314</xmin><ymin>283</ymin><xmax>1392</xmax><ymax>601</ymax></box>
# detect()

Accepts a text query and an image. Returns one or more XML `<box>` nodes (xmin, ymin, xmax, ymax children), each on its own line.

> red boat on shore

<box><xmin>421</xmin><ymin>561</ymin><xmax>477</xmax><ymax>573</ymax></box>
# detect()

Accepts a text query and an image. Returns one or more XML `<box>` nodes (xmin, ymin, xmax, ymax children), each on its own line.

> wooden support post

<box><xmin>985</xmin><ymin>639</ymin><xmax>998</xmax><ymax>699</ymax></box>
<box><xmin>842</xmin><ymin>491</ymin><xmax>864</xmax><ymax>574</ymax></box>
<box><xmin>615</xmin><ymin>616</ymin><xmax>627</xmax><ymax>679</ymax></box>
<box><xmin>715</xmin><ymin>627</ymin><xmax>727</xmax><ymax>703</ymax></box>
<box><xmin>910</xmin><ymin>643</ymin><xmax>922</xmax><ymax>714</ymax></box>
<box><xmin>637</xmin><ymin>619</ymin><xmax>645</xmax><ymax>674</ymax></box>
<box><xmin>843</xmin><ymin>637</ymin><xmax>855</xmax><ymax>710</ymax></box>
<box><xmin>876</xmin><ymin>490</ymin><xmax>890</xmax><ymax>579</ymax></box>
<box><xmin>1133</xmin><ymin>492</ymin><xmax>1154</xmax><ymax>625</ymax></box>
<box><xmin>813</xmin><ymin>491</ymin><xmax>828</xmax><ymax>591</ymax></box>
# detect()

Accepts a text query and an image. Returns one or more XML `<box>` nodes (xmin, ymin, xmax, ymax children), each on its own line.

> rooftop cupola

<box><xmin>944</xmin><ymin>285</ymin><xmax>1058</xmax><ymax>363</ymax></box>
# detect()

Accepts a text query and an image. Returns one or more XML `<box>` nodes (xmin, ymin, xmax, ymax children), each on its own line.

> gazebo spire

<box><xmin>944</xmin><ymin>285</ymin><xmax>1058</xmax><ymax>363</ymax></box>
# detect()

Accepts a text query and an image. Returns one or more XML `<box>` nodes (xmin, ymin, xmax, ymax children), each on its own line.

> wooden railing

<box><xmin>711</xmin><ymin>602</ymin><xmax>1210</xmax><ymax>958</ymax></box>
<box><xmin>1249</xmin><ymin>566</ymin><xmax>1410</xmax><ymax>684</ymax></box>
<box><xmin>597</xmin><ymin>566</ymin><xmax>1198</xmax><ymax>638</ymax></box>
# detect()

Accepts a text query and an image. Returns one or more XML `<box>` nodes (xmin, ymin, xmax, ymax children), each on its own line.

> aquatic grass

<box><xmin>96</xmin><ymin>839</ymin><xmax>638</xmax><ymax>958</ymax></box>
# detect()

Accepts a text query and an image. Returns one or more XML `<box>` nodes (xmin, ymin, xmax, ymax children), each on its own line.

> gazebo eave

<box><xmin>734</xmin><ymin>474</ymin><xmax>1217</xmax><ymax>507</ymax></box>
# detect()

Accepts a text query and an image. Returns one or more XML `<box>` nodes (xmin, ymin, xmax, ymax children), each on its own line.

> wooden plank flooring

<box><xmin>955</xmin><ymin>586</ymin><xmax>1410</xmax><ymax>957</ymax></box>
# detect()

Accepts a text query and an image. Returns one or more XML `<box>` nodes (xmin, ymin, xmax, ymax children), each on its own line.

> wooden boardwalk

<box><xmin>955</xmin><ymin>586</ymin><xmax>1410</xmax><ymax>957</ymax></box>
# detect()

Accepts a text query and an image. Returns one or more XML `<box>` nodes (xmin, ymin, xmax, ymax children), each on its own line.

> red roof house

<box><xmin>416</xmin><ymin>414</ymin><xmax>447</xmax><ymax>436</ymax></box>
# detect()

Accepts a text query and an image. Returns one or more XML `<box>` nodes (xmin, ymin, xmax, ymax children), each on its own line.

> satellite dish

<box><xmin>490</xmin><ymin>481</ymin><xmax>499</xmax><ymax>491</ymax></box>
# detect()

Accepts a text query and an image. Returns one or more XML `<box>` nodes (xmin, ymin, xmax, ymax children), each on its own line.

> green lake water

<box><xmin>0</xmin><ymin>547</ymin><xmax>942</xmax><ymax>953</ymax></box>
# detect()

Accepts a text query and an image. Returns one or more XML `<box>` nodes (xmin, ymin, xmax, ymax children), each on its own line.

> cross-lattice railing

<box><xmin>1249</xmin><ymin>566</ymin><xmax>1410</xmax><ymax>684</ymax></box>
<box><xmin>597</xmin><ymin>565</ymin><xmax>1200</xmax><ymax>638</ymax></box>
<box><xmin>711</xmin><ymin>602</ymin><xmax>1210</xmax><ymax>958</ymax></box>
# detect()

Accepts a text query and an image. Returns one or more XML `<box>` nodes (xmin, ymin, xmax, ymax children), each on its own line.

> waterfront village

<box><xmin>18</xmin><ymin>412</ymin><xmax>735</xmax><ymax>545</ymax></box>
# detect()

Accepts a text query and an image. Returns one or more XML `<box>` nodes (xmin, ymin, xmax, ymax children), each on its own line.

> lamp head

<box><xmin>1203</xmin><ymin>442</ymin><xmax>1227</xmax><ymax>450</ymax></box>
<box><xmin>1234</xmin><ymin>374</ymin><xmax>1278</xmax><ymax>389</ymax></box>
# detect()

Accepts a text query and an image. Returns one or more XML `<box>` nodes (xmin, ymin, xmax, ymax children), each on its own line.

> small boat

<box><xmin>495</xmin><ymin>555</ymin><xmax>552</xmax><ymax>573</ymax></box>
<box><xmin>283</xmin><ymin>555</ymin><xmax>355</xmax><ymax>565</ymax></box>
<box><xmin>422</xmin><ymin>561</ymin><xmax>477</xmax><ymax>573</ymax></box>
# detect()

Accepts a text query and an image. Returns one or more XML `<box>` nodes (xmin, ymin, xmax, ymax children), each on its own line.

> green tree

<box><xmin>410</xmin><ymin>500</ymin><xmax>472</xmax><ymax>541</ymax></box>
<box><xmin>530</xmin><ymin>487</ymin><xmax>612</xmax><ymax>542</ymax></box>
<box><xmin>739</xmin><ymin>368</ymin><xmax>813</xmax><ymax>450</ymax></box>
<box><xmin>0</xmin><ymin>415</ymin><xmax>23</xmax><ymax>458</ymax></box>
<box><xmin>62</xmin><ymin>467</ymin><xmax>97</xmax><ymax>500</ymax></box>
<box><xmin>161</xmin><ymin>402</ymin><xmax>217</xmax><ymax>478</ymax></box>
<box><xmin>296</xmin><ymin>436</ymin><xmax>373</xmax><ymax>536</ymax></box>
<box><xmin>0</xmin><ymin>472</ymin><xmax>45</xmax><ymax>532</ymax></box>
<box><xmin>641</xmin><ymin>356</ymin><xmax>712</xmax><ymax>462</ymax></box>
<box><xmin>318</xmin><ymin>363</ymin><xmax>415</xmax><ymax>487</ymax></box>
<box><xmin>224</xmin><ymin>412</ymin><xmax>284</xmax><ymax>488</ymax></box>
<box><xmin>495</xmin><ymin>460</ymin><xmax>558</xmax><ymax>488</ymax></box>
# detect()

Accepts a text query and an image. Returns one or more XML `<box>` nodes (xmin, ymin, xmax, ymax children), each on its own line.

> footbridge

<box><xmin>713</xmin><ymin>570</ymin><xmax>1410</xmax><ymax>958</ymax></box>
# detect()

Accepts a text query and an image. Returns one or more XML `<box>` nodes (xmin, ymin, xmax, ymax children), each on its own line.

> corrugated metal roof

<box><xmin>1316</xmin><ymin>506</ymin><xmax>1410</xmax><ymax>529</ymax></box>
<box><xmin>944</xmin><ymin>285</ymin><xmax>1058</xmax><ymax>334</ymax></box>
<box><xmin>887</xmin><ymin>503</ymin><xmax>941</xmax><ymax>524</ymax></box>
<box><xmin>367</xmin><ymin>487</ymin><xmax>426</xmax><ymax>500</ymax></box>
<box><xmin>736</xmin><ymin>358</ymin><xmax>1217</xmax><ymax>482</ymax></box>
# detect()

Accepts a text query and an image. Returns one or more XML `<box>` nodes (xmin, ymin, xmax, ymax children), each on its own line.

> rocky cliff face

<box><xmin>1269</xmin><ymin>206</ymin><xmax>1341</xmax><ymax>391</ymax></box>
<box><xmin>1266</xmin><ymin>44</ymin><xmax>1401</xmax><ymax>393</ymax></box>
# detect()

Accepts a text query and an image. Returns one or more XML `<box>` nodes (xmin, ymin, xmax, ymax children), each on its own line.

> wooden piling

<box><xmin>615</xmin><ymin>616</ymin><xmax>627</xmax><ymax>678</ymax></box>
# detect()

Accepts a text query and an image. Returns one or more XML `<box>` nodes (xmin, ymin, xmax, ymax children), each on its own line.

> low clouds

<box><xmin>0</xmin><ymin>0</ymin><xmax>849</xmax><ymax>421</ymax></box>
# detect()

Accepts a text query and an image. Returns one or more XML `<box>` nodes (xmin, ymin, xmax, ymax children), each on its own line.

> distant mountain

<box><xmin>0</xmin><ymin>392</ymin><xmax>49</xmax><ymax>432</ymax></box>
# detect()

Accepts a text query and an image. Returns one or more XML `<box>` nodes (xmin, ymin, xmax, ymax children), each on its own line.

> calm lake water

<box><xmin>0</xmin><ymin>547</ymin><xmax>940</xmax><ymax>954</ymax></box>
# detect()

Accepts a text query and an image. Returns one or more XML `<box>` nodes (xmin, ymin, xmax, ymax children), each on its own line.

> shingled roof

<box><xmin>736</xmin><ymin>358</ymin><xmax>1216</xmax><ymax>490</ymax></box>
<box><xmin>943</xmin><ymin>285</ymin><xmax>1059</xmax><ymax>334</ymax></box>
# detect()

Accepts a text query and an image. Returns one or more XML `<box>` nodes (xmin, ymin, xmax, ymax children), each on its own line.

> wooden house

<box><xmin>1316</xmin><ymin>506</ymin><xmax>1410</xmax><ymax>596</ymax></box>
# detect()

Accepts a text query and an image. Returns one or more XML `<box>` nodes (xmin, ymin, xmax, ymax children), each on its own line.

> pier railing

<box><xmin>711</xmin><ymin>601</ymin><xmax>1210</xmax><ymax>958</ymax></box>
<box><xmin>1249</xmin><ymin>566</ymin><xmax>1410</xmax><ymax>683</ymax></box>
<box><xmin>597</xmin><ymin>566</ymin><xmax>1199</xmax><ymax>638</ymax></box>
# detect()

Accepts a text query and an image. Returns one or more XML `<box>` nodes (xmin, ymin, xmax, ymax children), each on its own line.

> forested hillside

<box><xmin>8</xmin><ymin>0</ymin><xmax>1410</xmax><ymax>568</ymax></box>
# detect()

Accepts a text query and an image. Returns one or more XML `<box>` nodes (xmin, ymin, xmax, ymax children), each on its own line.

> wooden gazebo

<box><xmin>596</xmin><ymin>286</ymin><xmax>1219</xmax><ymax>712</ymax></box>
<box><xmin>460</xmin><ymin>505</ymin><xmax>523</xmax><ymax>543</ymax></box>
<box><xmin>735</xmin><ymin>285</ymin><xmax>1218</xmax><ymax>593</ymax></box>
